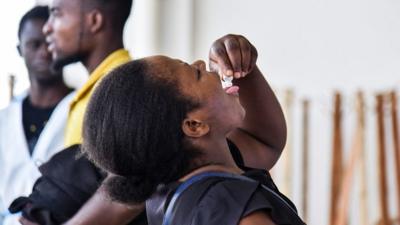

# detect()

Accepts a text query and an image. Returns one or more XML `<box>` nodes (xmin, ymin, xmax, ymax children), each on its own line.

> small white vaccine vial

<box><xmin>221</xmin><ymin>75</ymin><xmax>233</xmax><ymax>89</ymax></box>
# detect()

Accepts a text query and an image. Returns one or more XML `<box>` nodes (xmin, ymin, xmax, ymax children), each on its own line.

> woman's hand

<box><xmin>209</xmin><ymin>34</ymin><xmax>258</xmax><ymax>80</ymax></box>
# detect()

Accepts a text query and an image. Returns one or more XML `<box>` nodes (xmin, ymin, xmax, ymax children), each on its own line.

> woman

<box><xmin>82</xmin><ymin>34</ymin><xmax>305</xmax><ymax>225</ymax></box>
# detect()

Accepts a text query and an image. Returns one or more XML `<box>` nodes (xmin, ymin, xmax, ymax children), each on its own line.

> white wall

<box><xmin>162</xmin><ymin>0</ymin><xmax>400</xmax><ymax>95</ymax></box>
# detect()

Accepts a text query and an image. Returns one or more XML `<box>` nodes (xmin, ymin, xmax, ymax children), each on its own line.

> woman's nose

<box><xmin>191</xmin><ymin>60</ymin><xmax>206</xmax><ymax>71</ymax></box>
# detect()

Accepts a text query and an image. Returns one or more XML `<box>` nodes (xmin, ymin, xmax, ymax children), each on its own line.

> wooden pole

<box><xmin>281</xmin><ymin>89</ymin><xmax>294</xmax><ymax>196</ymax></box>
<box><xmin>389</xmin><ymin>91</ymin><xmax>400</xmax><ymax>220</ymax></box>
<box><xmin>8</xmin><ymin>74</ymin><xmax>15</xmax><ymax>102</ymax></box>
<box><xmin>334</xmin><ymin>91</ymin><xmax>365</xmax><ymax>225</ymax></box>
<box><xmin>357</xmin><ymin>91</ymin><xmax>368</xmax><ymax>225</ymax></box>
<box><xmin>376</xmin><ymin>94</ymin><xmax>389</xmax><ymax>225</ymax></box>
<box><xmin>330</xmin><ymin>92</ymin><xmax>343</xmax><ymax>225</ymax></box>
<box><xmin>301</xmin><ymin>99</ymin><xmax>310</xmax><ymax>222</ymax></box>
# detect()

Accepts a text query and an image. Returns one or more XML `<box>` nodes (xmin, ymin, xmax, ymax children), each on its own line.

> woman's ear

<box><xmin>182</xmin><ymin>119</ymin><xmax>210</xmax><ymax>138</ymax></box>
<box><xmin>87</xmin><ymin>9</ymin><xmax>104</xmax><ymax>33</ymax></box>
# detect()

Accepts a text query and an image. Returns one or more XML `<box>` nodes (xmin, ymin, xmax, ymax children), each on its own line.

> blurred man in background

<box><xmin>0</xmin><ymin>5</ymin><xmax>73</xmax><ymax>225</ymax></box>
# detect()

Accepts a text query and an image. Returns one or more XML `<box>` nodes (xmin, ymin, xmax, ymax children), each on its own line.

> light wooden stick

<box><xmin>281</xmin><ymin>89</ymin><xmax>294</xmax><ymax>196</ymax></box>
<box><xmin>334</xmin><ymin>91</ymin><xmax>365</xmax><ymax>225</ymax></box>
<box><xmin>330</xmin><ymin>92</ymin><xmax>343</xmax><ymax>225</ymax></box>
<box><xmin>376</xmin><ymin>94</ymin><xmax>389</xmax><ymax>225</ymax></box>
<box><xmin>357</xmin><ymin>91</ymin><xmax>368</xmax><ymax>225</ymax></box>
<box><xmin>8</xmin><ymin>74</ymin><xmax>15</xmax><ymax>102</ymax></box>
<box><xmin>301</xmin><ymin>99</ymin><xmax>310</xmax><ymax>222</ymax></box>
<box><xmin>390</xmin><ymin>91</ymin><xmax>400</xmax><ymax>219</ymax></box>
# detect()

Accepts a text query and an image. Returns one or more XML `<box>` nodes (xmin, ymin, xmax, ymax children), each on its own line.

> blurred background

<box><xmin>1</xmin><ymin>0</ymin><xmax>400</xmax><ymax>224</ymax></box>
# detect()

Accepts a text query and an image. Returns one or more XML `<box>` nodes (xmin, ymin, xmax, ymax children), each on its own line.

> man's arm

<box><xmin>19</xmin><ymin>186</ymin><xmax>142</xmax><ymax>225</ymax></box>
<box><xmin>63</xmin><ymin>182</ymin><xmax>144</xmax><ymax>225</ymax></box>
<box><xmin>209</xmin><ymin>34</ymin><xmax>287</xmax><ymax>170</ymax></box>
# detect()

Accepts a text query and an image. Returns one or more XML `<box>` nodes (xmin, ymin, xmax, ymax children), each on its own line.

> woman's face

<box><xmin>147</xmin><ymin>56</ymin><xmax>245</xmax><ymax>134</ymax></box>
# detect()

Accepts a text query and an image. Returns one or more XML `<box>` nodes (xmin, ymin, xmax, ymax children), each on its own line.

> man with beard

<box><xmin>43</xmin><ymin>0</ymin><xmax>133</xmax><ymax>147</ymax></box>
<box><xmin>0</xmin><ymin>5</ymin><xmax>73</xmax><ymax>225</ymax></box>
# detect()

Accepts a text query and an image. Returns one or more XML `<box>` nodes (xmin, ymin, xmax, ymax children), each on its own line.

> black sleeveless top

<box><xmin>146</xmin><ymin>140</ymin><xmax>306</xmax><ymax>225</ymax></box>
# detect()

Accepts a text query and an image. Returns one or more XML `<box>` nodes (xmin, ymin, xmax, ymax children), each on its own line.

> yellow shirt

<box><xmin>64</xmin><ymin>49</ymin><xmax>132</xmax><ymax>147</ymax></box>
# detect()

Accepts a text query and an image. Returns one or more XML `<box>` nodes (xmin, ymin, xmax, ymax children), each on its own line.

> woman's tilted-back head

<box><xmin>82</xmin><ymin>55</ymin><xmax>245</xmax><ymax>204</ymax></box>
<box><xmin>82</xmin><ymin>57</ymin><xmax>201</xmax><ymax>204</ymax></box>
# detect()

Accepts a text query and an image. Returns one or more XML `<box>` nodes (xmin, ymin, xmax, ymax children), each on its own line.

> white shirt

<box><xmin>0</xmin><ymin>92</ymin><xmax>74</xmax><ymax>225</ymax></box>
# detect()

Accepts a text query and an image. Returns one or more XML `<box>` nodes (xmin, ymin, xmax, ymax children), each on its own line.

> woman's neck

<box><xmin>180</xmin><ymin>134</ymin><xmax>243</xmax><ymax>181</ymax></box>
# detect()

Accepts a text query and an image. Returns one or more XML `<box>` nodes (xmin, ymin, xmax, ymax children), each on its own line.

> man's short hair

<box><xmin>18</xmin><ymin>5</ymin><xmax>49</xmax><ymax>40</ymax></box>
<box><xmin>87</xmin><ymin>0</ymin><xmax>133</xmax><ymax>32</ymax></box>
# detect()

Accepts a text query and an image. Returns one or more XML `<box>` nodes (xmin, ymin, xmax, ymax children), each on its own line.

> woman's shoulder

<box><xmin>191</xmin><ymin>172</ymin><xmax>305</xmax><ymax>225</ymax></box>
<box><xmin>146</xmin><ymin>175</ymin><xmax>259</xmax><ymax>225</ymax></box>
<box><xmin>147</xmin><ymin>171</ymin><xmax>305</xmax><ymax>225</ymax></box>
